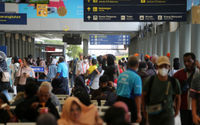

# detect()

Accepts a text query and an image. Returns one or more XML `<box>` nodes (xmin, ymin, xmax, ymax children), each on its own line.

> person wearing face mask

<box><xmin>174</xmin><ymin>53</ymin><xmax>200</xmax><ymax>125</ymax></box>
<box><xmin>76</xmin><ymin>54</ymin><xmax>89</xmax><ymax>78</ymax></box>
<box><xmin>142</xmin><ymin>56</ymin><xmax>181</xmax><ymax>125</ymax></box>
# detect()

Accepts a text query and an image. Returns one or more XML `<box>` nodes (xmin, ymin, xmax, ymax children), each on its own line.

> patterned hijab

<box><xmin>0</xmin><ymin>51</ymin><xmax>8</xmax><ymax>72</ymax></box>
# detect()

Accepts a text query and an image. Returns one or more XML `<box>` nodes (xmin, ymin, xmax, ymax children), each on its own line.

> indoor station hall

<box><xmin>0</xmin><ymin>0</ymin><xmax>200</xmax><ymax>125</ymax></box>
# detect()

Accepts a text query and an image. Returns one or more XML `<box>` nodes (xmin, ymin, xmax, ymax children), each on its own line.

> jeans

<box><xmin>180</xmin><ymin>110</ymin><xmax>194</xmax><ymax>125</ymax></box>
<box><xmin>1</xmin><ymin>89</ymin><xmax>11</xmax><ymax>101</ymax></box>
<box><xmin>61</xmin><ymin>77</ymin><xmax>69</xmax><ymax>95</ymax></box>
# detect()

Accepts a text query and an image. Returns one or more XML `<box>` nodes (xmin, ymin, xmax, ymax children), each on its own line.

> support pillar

<box><xmin>5</xmin><ymin>33</ymin><xmax>11</xmax><ymax>56</ymax></box>
<box><xmin>179</xmin><ymin>23</ymin><xmax>191</xmax><ymax>68</ymax></box>
<box><xmin>147</xmin><ymin>32</ymin><xmax>153</xmax><ymax>56</ymax></box>
<box><xmin>15</xmin><ymin>34</ymin><xmax>19</xmax><ymax>57</ymax></box>
<box><xmin>31</xmin><ymin>38</ymin><xmax>35</xmax><ymax>58</ymax></box>
<box><xmin>0</xmin><ymin>33</ymin><xmax>6</xmax><ymax>46</ymax></box>
<box><xmin>157</xmin><ymin>33</ymin><xmax>164</xmax><ymax>56</ymax></box>
<box><xmin>11</xmin><ymin>33</ymin><xmax>15</xmax><ymax>57</ymax></box>
<box><xmin>83</xmin><ymin>39</ymin><xmax>88</xmax><ymax>56</ymax></box>
<box><xmin>19</xmin><ymin>34</ymin><xmax>23</xmax><ymax>59</ymax></box>
<box><xmin>152</xmin><ymin>34</ymin><xmax>157</xmax><ymax>55</ymax></box>
<box><xmin>0</xmin><ymin>33</ymin><xmax>5</xmax><ymax>46</ymax></box>
<box><xmin>170</xmin><ymin>30</ymin><xmax>179</xmax><ymax>63</ymax></box>
<box><xmin>163</xmin><ymin>28</ymin><xmax>170</xmax><ymax>56</ymax></box>
<box><xmin>144</xmin><ymin>38</ymin><xmax>147</xmax><ymax>55</ymax></box>
<box><xmin>22</xmin><ymin>35</ymin><xmax>26</xmax><ymax>58</ymax></box>
<box><xmin>191</xmin><ymin>24</ymin><xmax>200</xmax><ymax>61</ymax></box>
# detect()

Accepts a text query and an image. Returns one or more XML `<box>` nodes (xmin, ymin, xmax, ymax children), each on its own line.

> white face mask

<box><xmin>84</xmin><ymin>59</ymin><xmax>88</xmax><ymax>63</ymax></box>
<box><xmin>158</xmin><ymin>68</ymin><xmax>169</xmax><ymax>77</ymax></box>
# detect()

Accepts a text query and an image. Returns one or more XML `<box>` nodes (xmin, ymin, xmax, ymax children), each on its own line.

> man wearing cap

<box><xmin>142</xmin><ymin>56</ymin><xmax>181</xmax><ymax>125</ymax></box>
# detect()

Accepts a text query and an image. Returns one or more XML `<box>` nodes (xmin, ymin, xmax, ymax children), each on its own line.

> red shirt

<box><xmin>173</xmin><ymin>69</ymin><xmax>189</xmax><ymax>110</ymax></box>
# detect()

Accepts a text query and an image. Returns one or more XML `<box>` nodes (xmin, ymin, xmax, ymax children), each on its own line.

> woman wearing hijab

<box><xmin>10</xmin><ymin>56</ymin><xmax>20</xmax><ymax>95</ymax></box>
<box><xmin>47</xmin><ymin>58</ymin><xmax>57</xmax><ymax>80</ymax></box>
<box><xmin>58</xmin><ymin>97</ymin><xmax>103</xmax><ymax>125</ymax></box>
<box><xmin>72</xmin><ymin>76</ymin><xmax>91</xmax><ymax>106</ymax></box>
<box><xmin>0</xmin><ymin>51</ymin><xmax>11</xmax><ymax>100</ymax></box>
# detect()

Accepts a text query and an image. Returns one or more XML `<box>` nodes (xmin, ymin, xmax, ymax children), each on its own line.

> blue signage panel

<box><xmin>0</xmin><ymin>3</ymin><xmax>5</xmax><ymax>12</ymax></box>
<box><xmin>84</xmin><ymin>0</ymin><xmax>186</xmax><ymax>22</ymax></box>
<box><xmin>90</xmin><ymin>34</ymin><xmax>130</xmax><ymax>45</ymax></box>
<box><xmin>31</xmin><ymin>66</ymin><xmax>44</xmax><ymax>72</ymax></box>
<box><xmin>0</xmin><ymin>46</ymin><xmax>7</xmax><ymax>55</ymax></box>
<box><xmin>0</xmin><ymin>13</ymin><xmax>27</xmax><ymax>25</ymax></box>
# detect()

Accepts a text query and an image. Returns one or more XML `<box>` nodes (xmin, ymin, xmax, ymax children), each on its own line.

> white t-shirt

<box><xmin>76</xmin><ymin>60</ymin><xmax>89</xmax><ymax>75</ymax></box>
<box><xmin>91</xmin><ymin>70</ymin><xmax>104</xmax><ymax>90</ymax></box>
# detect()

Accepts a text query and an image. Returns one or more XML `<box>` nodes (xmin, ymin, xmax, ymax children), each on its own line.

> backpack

<box><xmin>146</xmin><ymin>75</ymin><xmax>177</xmax><ymax>104</ymax></box>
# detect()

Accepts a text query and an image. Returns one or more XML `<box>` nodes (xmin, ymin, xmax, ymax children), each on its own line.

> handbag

<box><xmin>1</xmin><ymin>71</ymin><xmax>10</xmax><ymax>82</ymax></box>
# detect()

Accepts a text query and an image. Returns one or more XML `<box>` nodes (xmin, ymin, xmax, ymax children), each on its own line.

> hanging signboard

<box><xmin>84</xmin><ymin>0</ymin><xmax>186</xmax><ymax>22</ymax></box>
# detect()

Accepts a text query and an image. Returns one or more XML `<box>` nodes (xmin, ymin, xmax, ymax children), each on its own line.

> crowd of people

<box><xmin>1</xmin><ymin>50</ymin><xmax>200</xmax><ymax>125</ymax></box>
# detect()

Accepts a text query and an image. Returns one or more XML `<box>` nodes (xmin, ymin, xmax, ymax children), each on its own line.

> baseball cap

<box><xmin>157</xmin><ymin>56</ymin><xmax>170</xmax><ymax>66</ymax></box>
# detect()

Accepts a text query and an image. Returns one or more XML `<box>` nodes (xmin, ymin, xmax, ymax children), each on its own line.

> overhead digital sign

<box><xmin>84</xmin><ymin>0</ymin><xmax>187</xmax><ymax>22</ymax></box>
<box><xmin>0</xmin><ymin>3</ymin><xmax>5</xmax><ymax>12</ymax></box>
<box><xmin>90</xmin><ymin>34</ymin><xmax>130</xmax><ymax>45</ymax></box>
<box><xmin>0</xmin><ymin>13</ymin><xmax>27</xmax><ymax>25</ymax></box>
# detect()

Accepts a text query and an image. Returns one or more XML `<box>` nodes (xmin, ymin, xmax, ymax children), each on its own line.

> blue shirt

<box><xmin>57</xmin><ymin>62</ymin><xmax>68</xmax><ymax>78</ymax></box>
<box><xmin>117</xmin><ymin>69</ymin><xmax>142</xmax><ymax>99</ymax></box>
<box><xmin>47</xmin><ymin>64</ymin><xmax>57</xmax><ymax>79</ymax></box>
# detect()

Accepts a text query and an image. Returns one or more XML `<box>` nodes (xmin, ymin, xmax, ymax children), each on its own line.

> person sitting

<box><xmin>31</xmin><ymin>82</ymin><xmax>60</xmax><ymax>120</ymax></box>
<box><xmin>0</xmin><ymin>93</ymin><xmax>17</xmax><ymax>123</ymax></box>
<box><xmin>52</xmin><ymin>78</ymin><xmax>67</xmax><ymax>95</ymax></box>
<box><xmin>104</xmin><ymin>106</ymin><xmax>130</xmax><ymax>125</ymax></box>
<box><xmin>91</xmin><ymin>75</ymin><xmax>116</xmax><ymax>106</ymax></box>
<box><xmin>72</xmin><ymin>76</ymin><xmax>91</xmax><ymax>106</ymax></box>
<box><xmin>15</xmin><ymin>78</ymin><xmax>39</xmax><ymax>121</ymax></box>
<box><xmin>58</xmin><ymin>97</ymin><xmax>103</xmax><ymax>125</ymax></box>
<box><xmin>12</xmin><ymin>77</ymin><xmax>38</xmax><ymax>106</ymax></box>
<box><xmin>40</xmin><ymin>82</ymin><xmax>60</xmax><ymax>108</ymax></box>
<box><xmin>15</xmin><ymin>81</ymin><xmax>59</xmax><ymax>122</ymax></box>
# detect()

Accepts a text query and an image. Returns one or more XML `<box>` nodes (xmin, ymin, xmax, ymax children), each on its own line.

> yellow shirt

<box><xmin>88</xmin><ymin>65</ymin><xmax>97</xmax><ymax>74</ymax></box>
